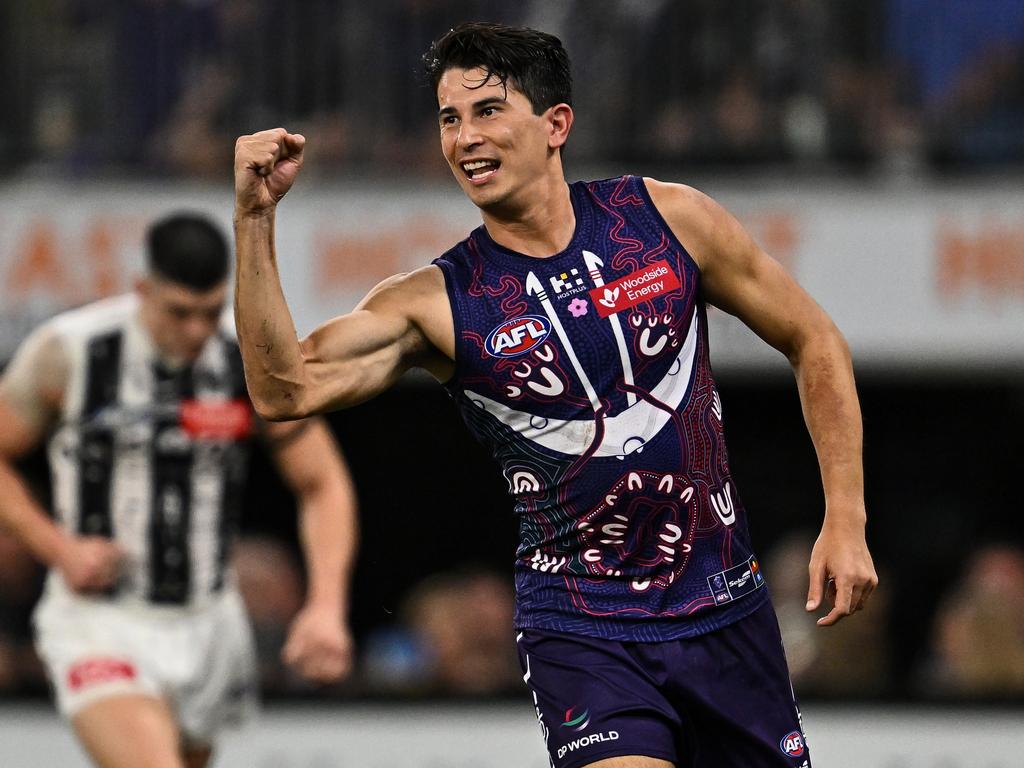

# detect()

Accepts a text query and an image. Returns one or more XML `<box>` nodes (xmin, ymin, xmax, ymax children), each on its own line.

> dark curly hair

<box><xmin>422</xmin><ymin>22</ymin><xmax>572</xmax><ymax>114</ymax></box>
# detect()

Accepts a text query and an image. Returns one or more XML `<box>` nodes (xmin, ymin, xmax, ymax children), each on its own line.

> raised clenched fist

<box><xmin>234</xmin><ymin>128</ymin><xmax>306</xmax><ymax>218</ymax></box>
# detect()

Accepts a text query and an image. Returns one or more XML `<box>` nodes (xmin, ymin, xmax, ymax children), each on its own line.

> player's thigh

<box><xmin>72</xmin><ymin>693</ymin><xmax>185</xmax><ymax>768</ymax></box>
<box><xmin>517</xmin><ymin>629</ymin><xmax>680</xmax><ymax>768</ymax></box>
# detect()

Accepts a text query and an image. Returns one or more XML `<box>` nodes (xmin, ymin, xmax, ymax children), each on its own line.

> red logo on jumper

<box><xmin>67</xmin><ymin>658</ymin><xmax>137</xmax><ymax>691</ymax></box>
<box><xmin>589</xmin><ymin>259</ymin><xmax>681</xmax><ymax>318</ymax></box>
<box><xmin>180</xmin><ymin>399</ymin><xmax>253</xmax><ymax>440</ymax></box>
<box><xmin>779</xmin><ymin>730</ymin><xmax>805</xmax><ymax>757</ymax></box>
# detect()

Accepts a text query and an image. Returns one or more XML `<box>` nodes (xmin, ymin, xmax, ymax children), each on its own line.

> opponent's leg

<box><xmin>72</xmin><ymin>694</ymin><xmax>186</xmax><ymax>768</ymax></box>
<box><xmin>584</xmin><ymin>758</ymin><xmax>675</xmax><ymax>767</ymax></box>
<box><xmin>183</xmin><ymin>746</ymin><xmax>213</xmax><ymax>768</ymax></box>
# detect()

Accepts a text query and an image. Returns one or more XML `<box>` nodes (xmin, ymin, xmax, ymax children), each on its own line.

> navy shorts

<box><xmin>516</xmin><ymin>601</ymin><xmax>810</xmax><ymax>768</ymax></box>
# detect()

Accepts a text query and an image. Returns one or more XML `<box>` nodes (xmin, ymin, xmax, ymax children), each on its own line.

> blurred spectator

<box><xmin>4</xmin><ymin>0</ymin><xmax>1024</xmax><ymax>176</ymax></box>
<box><xmin>918</xmin><ymin>545</ymin><xmax>1024</xmax><ymax>698</ymax></box>
<box><xmin>886</xmin><ymin>0</ymin><xmax>1024</xmax><ymax>166</ymax></box>
<box><xmin>362</xmin><ymin>568</ymin><xmax>521</xmax><ymax>697</ymax></box>
<box><xmin>765</xmin><ymin>531</ymin><xmax>891</xmax><ymax>697</ymax></box>
<box><xmin>110</xmin><ymin>0</ymin><xmax>223</xmax><ymax>168</ymax></box>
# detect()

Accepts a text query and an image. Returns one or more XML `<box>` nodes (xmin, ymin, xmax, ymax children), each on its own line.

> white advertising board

<box><xmin>2</xmin><ymin>179</ymin><xmax>1022</xmax><ymax>371</ymax></box>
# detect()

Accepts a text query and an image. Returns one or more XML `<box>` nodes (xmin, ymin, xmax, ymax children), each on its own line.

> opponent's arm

<box><xmin>234</xmin><ymin>128</ymin><xmax>451</xmax><ymax>422</ymax></box>
<box><xmin>646</xmin><ymin>179</ymin><xmax>878</xmax><ymax>626</ymax></box>
<box><xmin>0</xmin><ymin>329</ymin><xmax>122</xmax><ymax>592</ymax></box>
<box><xmin>262</xmin><ymin>417</ymin><xmax>358</xmax><ymax>683</ymax></box>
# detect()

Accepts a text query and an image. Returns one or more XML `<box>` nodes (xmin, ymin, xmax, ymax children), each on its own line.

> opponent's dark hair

<box><xmin>145</xmin><ymin>213</ymin><xmax>228</xmax><ymax>291</ymax></box>
<box><xmin>422</xmin><ymin>22</ymin><xmax>572</xmax><ymax>114</ymax></box>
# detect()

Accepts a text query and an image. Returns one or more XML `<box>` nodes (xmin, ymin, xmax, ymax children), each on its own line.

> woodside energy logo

<box><xmin>588</xmin><ymin>260</ymin><xmax>681</xmax><ymax>318</ymax></box>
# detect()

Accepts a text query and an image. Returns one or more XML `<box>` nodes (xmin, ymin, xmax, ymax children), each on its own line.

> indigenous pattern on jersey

<box><xmin>45</xmin><ymin>295</ymin><xmax>252</xmax><ymax>605</ymax></box>
<box><xmin>434</xmin><ymin>176</ymin><xmax>767</xmax><ymax>641</ymax></box>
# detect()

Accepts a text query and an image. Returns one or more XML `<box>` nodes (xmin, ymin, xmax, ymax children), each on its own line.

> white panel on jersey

<box><xmin>110</xmin><ymin>314</ymin><xmax>156</xmax><ymax>599</ymax></box>
<box><xmin>188</xmin><ymin>337</ymin><xmax>232</xmax><ymax>600</ymax></box>
<box><xmin>464</xmin><ymin>309</ymin><xmax>700</xmax><ymax>459</ymax></box>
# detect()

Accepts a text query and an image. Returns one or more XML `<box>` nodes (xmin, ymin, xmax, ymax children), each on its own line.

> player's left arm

<box><xmin>646</xmin><ymin>178</ymin><xmax>878</xmax><ymax>627</ymax></box>
<box><xmin>263</xmin><ymin>417</ymin><xmax>358</xmax><ymax>681</ymax></box>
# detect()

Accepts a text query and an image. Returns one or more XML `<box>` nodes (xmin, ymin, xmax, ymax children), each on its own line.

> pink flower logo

<box><xmin>567</xmin><ymin>298</ymin><xmax>589</xmax><ymax>318</ymax></box>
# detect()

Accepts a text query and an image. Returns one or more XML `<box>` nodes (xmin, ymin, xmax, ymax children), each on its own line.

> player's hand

<box><xmin>806</xmin><ymin>511</ymin><xmax>878</xmax><ymax>626</ymax></box>
<box><xmin>234</xmin><ymin>128</ymin><xmax>306</xmax><ymax>218</ymax></box>
<box><xmin>281</xmin><ymin>602</ymin><xmax>354</xmax><ymax>684</ymax></box>
<box><xmin>56</xmin><ymin>535</ymin><xmax>124</xmax><ymax>594</ymax></box>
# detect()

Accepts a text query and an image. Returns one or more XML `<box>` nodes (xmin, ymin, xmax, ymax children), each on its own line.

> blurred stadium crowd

<box><xmin>2</xmin><ymin>0</ymin><xmax>1024</xmax><ymax>179</ymax></box>
<box><xmin>2</xmin><ymin>0</ymin><xmax>1024</xmax><ymax>708</ymax></box>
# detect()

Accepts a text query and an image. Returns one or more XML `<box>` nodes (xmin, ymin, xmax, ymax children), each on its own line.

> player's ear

<box><xmin>547</xmin><ymin>103</ymin><xmax>574</xmax><ymax>150</ymax></box>
<box><xmin>134</xmin><ymin>275</ymin><xmax>153</xmax><ymax>299</ymax></box>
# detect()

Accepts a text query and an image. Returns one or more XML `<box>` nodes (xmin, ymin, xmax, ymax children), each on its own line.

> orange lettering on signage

<box><xmin>86</xmin><ymin>219</ymin><xmax>122</xmax><ymax>298</ymax></box>
<box><xmin>937</xmin><ymin>218</ymin><xmax>1024</xmax><ymax>299</ymax></box>
<box><xmin>8</xmin><ymin>222</ymin><xmax>73</xmax><ymax>300</ymax></box>
<box><xmin>314</xmin><ymin>216</ymin><xmax>464</xmax><ymax>298</ymax></box>
<box><xmin>740</xmin><ymin>211</ymin><xmax>799</xmax><ymax>272</ymax></box>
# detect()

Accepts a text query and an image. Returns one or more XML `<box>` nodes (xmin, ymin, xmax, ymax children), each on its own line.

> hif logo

<box><xmin>485</xmin><ymin>315</ymin><xmax>551</xmax><ymax>357</ymax></box>
<box><xmin>779</xmin><ymin>730</ymin><xmax>805</xmax><ymax>758</ymax></box>
<box><xmin>561</xmin><ymin>706</ymin><xmax>591</xmax><ymax>732</ymax></box>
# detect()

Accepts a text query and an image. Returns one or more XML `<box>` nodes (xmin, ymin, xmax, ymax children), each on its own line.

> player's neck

<box><xmin>480</xmin><ymin>177</ymin><xmax>575</xmax><ymax>258</ymax></box>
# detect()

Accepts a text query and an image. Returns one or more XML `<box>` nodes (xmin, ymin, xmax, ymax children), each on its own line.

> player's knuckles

<box><xmin>235</xmin><ymin>140</ymin><xmax>276</xmax><ymax>163</ymax></box>
<box><xmin>247</xmin><ymin>128</ymin><xmax>287</xmax><ymax>143</ymax></box>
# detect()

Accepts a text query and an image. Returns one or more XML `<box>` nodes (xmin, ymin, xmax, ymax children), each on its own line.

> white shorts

<box><xmin>32</xmin><ymin>577</ymin><xmax>258</xmax><ymax>746</ymax></box>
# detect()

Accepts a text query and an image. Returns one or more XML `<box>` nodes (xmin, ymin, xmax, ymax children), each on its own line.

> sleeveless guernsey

<box><xmin>434</xmin><ymin>176</ymin><xmax>768</xmax><ymax>641</ymax></box>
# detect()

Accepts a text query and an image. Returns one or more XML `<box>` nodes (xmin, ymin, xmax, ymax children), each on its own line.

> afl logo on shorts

<box><xmin>485</xmin><ymin>315</ymin><xmax>551</xmax><ymax>357</ymax></box>
<box><xmin>779</xmin><ymin>730</ymin><xmax>805</xmax><ymax>758</ymax></box>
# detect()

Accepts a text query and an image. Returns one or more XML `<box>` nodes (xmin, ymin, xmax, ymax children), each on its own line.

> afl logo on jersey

<box><xmin>779</xmin><ymin>731</ymin><xmax>805</xmax><ymax>758</ymax></box>
<box><xmin>485</xmin><ymin>315</ymin><xmax>551</xmax><ymax>357</ymax></box>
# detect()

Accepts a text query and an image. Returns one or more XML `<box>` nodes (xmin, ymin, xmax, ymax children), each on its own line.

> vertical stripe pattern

<box><xmin>147</xmin><ymin>362</ymin><xmax>195</xmax><ymax>604</ymax></box>
<box><xmin>45</xmin><ymin>295</ymin><xmax>254</xmax><ymax>606</ymax></box>
<box><xmin>76</xmin><ymin>331</ymin><xmax>122</xmax><ymax>538</ymax></box>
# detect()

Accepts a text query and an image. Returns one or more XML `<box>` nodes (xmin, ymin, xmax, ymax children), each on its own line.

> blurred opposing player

<box><xmin>0</xmin><ymin>213</ymin><xmax>358</xmax><ymax>768</ymax></box>
<box><xmin>233</xmin><ymin>22</ymin><xmax>877</xmax><ymax>768</ymax></box>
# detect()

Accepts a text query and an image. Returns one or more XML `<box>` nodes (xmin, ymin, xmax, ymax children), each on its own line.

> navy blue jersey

<box><xmin>434</xmin><ymin>176</ymin><xmax>768</xmax><ymax>641</ymax></box>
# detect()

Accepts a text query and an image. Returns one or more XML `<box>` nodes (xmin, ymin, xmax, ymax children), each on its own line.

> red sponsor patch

<box><xmin>180</xmin><ymin>399</ymin><xmax>253</xmax><ymax>439</ymax></box>
<box><xmin>67</xmin><ymin>658</ymin><xmax>137</xmax><ymax>691</ymax></box>
<box><xmin>588</xmin><ymin>259</ymin><xmax>681</xmax><ymax>318</ymax></box>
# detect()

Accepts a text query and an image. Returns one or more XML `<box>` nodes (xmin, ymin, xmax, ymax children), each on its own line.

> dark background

<box><xmin>237</xmin><ymin>369</ymin><xmax>1024</xmax><ymax>699</ymax></box>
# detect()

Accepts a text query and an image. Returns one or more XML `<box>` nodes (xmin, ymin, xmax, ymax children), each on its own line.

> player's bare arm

<box><xmin>0</xmin><ymin>329</ymin><xmax>123</xmax><ymax>592</ymax></box>
<box><xmin>264</xmin><ymin>417</ymin><xmax>359</xmax><ymax>683</ymax></box>
<box><xmin>234</xmin><ymin>129</ymin><xmax>454</xmax><ymax>421</ymax></box>
<box><xmin>646</xmin><ymin>179</ymin><xmax>878</xmax><ymax>626</ymax></box>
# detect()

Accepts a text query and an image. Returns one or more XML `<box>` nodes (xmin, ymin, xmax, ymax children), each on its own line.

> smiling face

<box><xmin>437</xmin><ymin>67</ymin><xmax>572</xmax><ymax>214</ymax></box>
